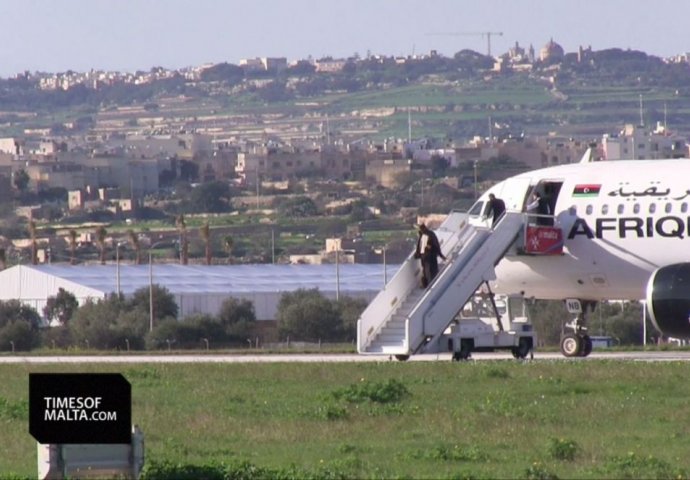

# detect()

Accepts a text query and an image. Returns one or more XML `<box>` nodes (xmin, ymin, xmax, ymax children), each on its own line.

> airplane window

<box><xmin>649</xmin><ymin>203</ymin><xmax>656</xmax><ymax>214</ymax></box>
<box><xmin>468</xmin><ymin>201</ymin><xmax>484</xmax><ymax>216</ymax></box>
<box><xmin>633</xmin><ymin>203</ymin><xmax>641</xmax><ymax>214</ymax></box>
<box><xmin>586</xmin><ymin>205</ymin><xmax>593</xmax><ymax>215</ymax></box>
<box><xmin>682</xmin><ymin>203</ymin><xmax>688</xmax><ymax>213</ymax></box>
<box><xmin>665</xmin><ymin>203</ymin><xmax>672</xmax><ymax>213</ymax></box>
<box><xmin>617</xmin><ymin>204</ymin><xmax>624</xmax><ymax>214</ymax></box>
<box><xmin>601</xmin><ymin>205</ymin><xmax>608</xmax><ymax>214</ymax></box>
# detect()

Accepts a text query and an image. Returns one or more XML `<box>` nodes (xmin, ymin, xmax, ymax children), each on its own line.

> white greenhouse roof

<box><xmin>14</xmin><ymin>263</ymin><xmax>400</xmax><ymax>296</ymax></box>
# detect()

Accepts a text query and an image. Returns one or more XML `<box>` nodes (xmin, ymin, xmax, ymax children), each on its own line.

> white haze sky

<box><xmin>0</xmin><ymin>0</ymin><xmax>687</xmax><ymax>77</ymax></box>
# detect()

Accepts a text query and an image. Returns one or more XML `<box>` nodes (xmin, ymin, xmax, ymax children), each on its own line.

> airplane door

<box><xmin>494</xmin><ymin>177</ymin><xmax>532</xmax><ymax>211</ymax></box>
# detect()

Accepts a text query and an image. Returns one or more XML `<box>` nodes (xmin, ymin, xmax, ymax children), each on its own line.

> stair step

<box><xmin>381</xmin><ymin>326</ymin><xmax>405</xmax><ymax>333</ymax></box>
<box><xmin>377</xmin><ymin>333</ymin><xmax>405</xmax><ymax>342</ymax></box>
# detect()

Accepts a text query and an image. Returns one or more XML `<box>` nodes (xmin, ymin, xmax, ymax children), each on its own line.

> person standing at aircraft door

<box><xmin>487</xmin><ymin>194</ymin><xmax>506</xmax><ymax>227</ymax></box>
<box><xmin>414</xmin><ymin>223</ymin><xmax>446</xmax><ymax>288</ymax></box>
<box><xmin>526</xmin><ymin>192</ymin><xmax>540</xmax><ymax>224</ymax></box>
<box><xmin>535</xmin><ymin>192</ymin><xmax>552</xmax><ymax>226</ymax></box>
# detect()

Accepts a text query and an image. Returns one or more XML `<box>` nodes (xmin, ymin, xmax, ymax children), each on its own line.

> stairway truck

<box><xmin>439</xmin><ymin>294</ymin><xmax>536</xmax><ymax>360</ymax></box>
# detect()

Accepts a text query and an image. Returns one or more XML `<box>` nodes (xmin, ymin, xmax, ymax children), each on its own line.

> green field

<box><xmin>1</xmin><ymin>360</ymin><xmax>689</xmax><ymax>479</ymax></box>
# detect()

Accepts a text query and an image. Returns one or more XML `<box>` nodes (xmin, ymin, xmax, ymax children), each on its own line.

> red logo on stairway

<box><xmin>524</xmin><ymin>226</ymin><xmax>563</xmax><ymax>255</ymax></box>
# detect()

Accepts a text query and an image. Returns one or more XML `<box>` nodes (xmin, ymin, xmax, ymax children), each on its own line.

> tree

<box><xmin>146</xmin><ymin>316</ymin><xmax>222</xmax><ymax>350</ymax></box>
<box><xmin>277</xmin><ymin>289</ymin><xmax>342</xmax><ymax>342</ymax></box>
<box><xmin>596</xmin><ymin>301</ymin><xmax>645</xmax><ymax>345</ymax></box>
<box><xmin>218</xmin><ymin>297</ymin><xmax>255</xmax><ymax>341</ymax></box>
<box><xmin>43</xmin><ymin>288</ymin><xmax>79</xmax><ymax>326</ymax></box>
<box><xmin>199</xmin><ymin>62</ymin><xmax>245</xmax><ymax>84</ymax></box>
<box><xmin>69</xmin><ymin>295</ymin><xmax>129</xmax><ymax>349</ymax></box>
<box><xmin>29</xmin><ymin>220</ymin><xmax>37</xmax><ymax>265</ymax></box>
<box><xmin>335</xmin><ymin>296</ymin><xmax>368</xmax><ymax>340</ymax></box>
<box><xmin>95</xmin><ymin>225</ymin><xmax>107</xmax><ymax>265</ymax></box>
<box><xmin>188</xmin><ymin>181</ymin><xmax>232</xmax><ymax>213</ymax></box>
<box><xmin>128</xmin><ymin>229</ymin><xmax>141</xmax><ymax>264</ymax></box>
<box><xmin>0</xmin><ymin>320</ymin><xmax>35</xmax><ymax>351</ymax></box>
<box><xmin>68</xmin><ymin>229</ymin><xmax>78</xmax><ymax>265</ymax></box>
<box><xmin>349</xmin><ymin>199</ymin><xmax>373</xmax><ymax>222</ymax></box>
<box><xmin>200</xmin><ymin>222</ymin><xmax>212</xmax><ymax>265</ymax></box>
<box><xmin>223</xmin><ymin>235</ymin><xmax>234</xmax><ymax>261</ymax></box>
<box><xmin>175</xmin><ymin>214</ymin><xmax>188</xmax><ymax>265</ymax></box>
<box><xmin>527</xmin><ymin>300</ymin><xmax>569</xmax><ymax>347</ymax></box>
<box><xmin>129</xmin><ymin>284</ymin><xmax>178</xmax><ymax>320</ymax></box>
<box><xmin>430</xmin><ymin>154</ymin><xmax>450</xmax><ymax>177</ymax></box>
<box><xmin>179</xmin><ymin>160</ymin><xmax>199</xmax><ymax>182</ymax></box>
<box><xmin>288</xmin><ymin>60</ymin><xmax>316</xmax><ymax>76</ymax></box>
<box><xmin>0</xmin><ymin>299</ymin><xmax>41</xmax><ymax>351</ymax></box>
<box><xmin>13</xmin><ymin>169</ymin><xmax>29</xmax><ymax>191</ymax></box>
<box><xmin>277</xmin><ymin>196</ymin><xmax>318</xmax><ymax>217</ymax></box>
<box><xmin>0</xmin><ymin>299</ymin><xmax>41</xmax><ymax>329</ymax></box>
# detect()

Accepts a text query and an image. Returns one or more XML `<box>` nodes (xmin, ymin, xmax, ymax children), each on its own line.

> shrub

<box><xmin>332</xmin><ymin>379</ymin><xmax>409</xmax><ymax>404</ymax></box>
<box><xmin>547</xmin><ymin>438</ymin><xmax>579</xmax><ymax>461</ymax></box>
<box><xmin>0</xmin><ymin>321</ymin><xmax>39</xmax><ymax>351</ymax></box>
<box><xmin>524</xmin><ymin>462</ymin><xmax>559</xmax><ymax>480</ymax></box>
<box><xmin>277</xmin><ymin>289</ymin><xmax>342</xmax><ymax>342</ymax></box>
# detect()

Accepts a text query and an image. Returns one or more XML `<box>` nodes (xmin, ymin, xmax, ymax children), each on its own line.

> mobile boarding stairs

<box><xmin>357</xmin><ymin>210</ymin><xmax>560</xmax><ymax>359</ymax></box>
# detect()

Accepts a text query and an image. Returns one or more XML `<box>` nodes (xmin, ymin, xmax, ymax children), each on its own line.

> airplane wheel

<box><xmin>560</xmin><ymin>334</ymin><xmax>582</xmax><ymax>357</ymax></box>
<box><xmin>394</xmin><ymin>354</ymin><xmax>410</xmax><ymax>362</ymax></box>
<box><xmin>581</xmin><ymin>335</ymin><xmax>593</xmax><ymax>357</ymax></box>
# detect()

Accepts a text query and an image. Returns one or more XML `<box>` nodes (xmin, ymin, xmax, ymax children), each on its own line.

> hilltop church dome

<box><xmin>540</xmin><ymin>38</ymin><xmax>564</xmax><ymax>62</ymax></box>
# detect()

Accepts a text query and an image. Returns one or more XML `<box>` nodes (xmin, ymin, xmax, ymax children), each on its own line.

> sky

<box><xmin>0</xmin><ymin>0</ymin><xmax>688</xmax><ymax>77</ymax></box>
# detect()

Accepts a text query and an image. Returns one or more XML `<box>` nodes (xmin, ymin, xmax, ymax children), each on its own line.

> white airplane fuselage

<box><xmin>468</xmin><ymin>159</ymin><xmax>690</xmax><ymax>301</ymax></box>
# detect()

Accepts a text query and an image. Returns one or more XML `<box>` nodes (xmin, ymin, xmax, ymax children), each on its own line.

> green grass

<box><xmin>1</xmin><ymin>361</ymin><xmax>689</xmax><ymax>478</ymax></box>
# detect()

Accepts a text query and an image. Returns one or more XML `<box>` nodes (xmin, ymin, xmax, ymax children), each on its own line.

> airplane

<box><xmin>468</xmin><ymin>151</ymin><xmax>690</xmax><ymax>356</ymax></box>
<box><xmin>357</xmin><ymin>150</ymin><xmax>690</xmax><ymax>359</ymax></box>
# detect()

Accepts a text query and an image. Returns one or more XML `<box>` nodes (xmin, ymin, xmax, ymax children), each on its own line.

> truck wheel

<box><xmin>512</xmin><ymin>337</ymin><xmax>531</xmax><ymax>359</ymax></box>
<box><xmin>453</xmin><ymin>339</ymin><xmax>472</xmax><ymax>361</ymax></box>
<box><xmin>394</xmin><ymin>354</ymin><xmax>410</xmax><ymax>362</ymax></box>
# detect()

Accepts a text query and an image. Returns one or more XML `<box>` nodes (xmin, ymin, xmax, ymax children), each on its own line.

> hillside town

<box><xmin>1</xmin><ymin>37</ymin><xmax>689</xmax><ymax>267</ymax></box>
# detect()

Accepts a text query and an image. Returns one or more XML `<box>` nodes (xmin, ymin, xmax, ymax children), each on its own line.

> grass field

<box><xmin>1</xmin><ymin>360</ymin><xmax>689</xmax><ymax>479</ymax></box>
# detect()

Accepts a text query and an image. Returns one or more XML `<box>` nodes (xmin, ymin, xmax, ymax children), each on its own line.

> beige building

<box><xmin>120</xmin><ymin>133</ymin><xmax>213</xmax><ymax>160</ymax></box>
<box><xmin>365</xmin><ymin>158</ymin><xmax>411</xmax><ymax>188</ymax></box>
<box><xmin>236</xmin><ymin>150</ymin><xmax>322</xmax><ymax>184</ymax></box>
<box><xmin>602</xmin><ymin>123</ymin><xmax>687</xmax><ymax>160</ymax></box>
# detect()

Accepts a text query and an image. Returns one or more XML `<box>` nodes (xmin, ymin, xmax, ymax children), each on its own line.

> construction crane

<box><xmin>426</xmin><ymin>31</ymin><xmax>504</xmax><ymax>57</ymax></box>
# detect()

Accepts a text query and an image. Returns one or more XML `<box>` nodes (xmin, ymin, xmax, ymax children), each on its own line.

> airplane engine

<box><xmin>646</xmin><ymin>263</ymin><xmax>690</xmax><ymax>338</ymax></box>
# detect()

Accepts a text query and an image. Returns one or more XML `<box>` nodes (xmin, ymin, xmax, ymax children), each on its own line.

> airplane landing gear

<box><xmin>560</xmin><ymin>300</ymin><xmax>595</xmax><ymax>358</ymax></box>
<box><xmin>560</xmin><ymin>333</ymin><xmax>592</xmax><ymax>357</ymax></box>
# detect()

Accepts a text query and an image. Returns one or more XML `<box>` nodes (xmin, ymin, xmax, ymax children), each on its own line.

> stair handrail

<box><xmin>357</xmin><ymin>212</ymin><xmax>471</xmax><ymax>352</ymax></box>
<box><xmin>411</xmin><ymin>212</ymin><xmax>525</xmax><ymax>351</ymax></box>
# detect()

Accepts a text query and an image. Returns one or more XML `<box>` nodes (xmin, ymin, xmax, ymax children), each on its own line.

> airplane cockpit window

<box><xmin>665</xmin><ymin>203</ymin><xmax>672</xmax><ymax>213</ymax></box>
<box><xmin>468</xmin><ymin>201</ymin><xmax>484</xmax><ymax>217</ymax></box>
<box><xmin>617</xmin><ymin>204</ymin><xmax>624</xmax><ymax>214</ymax></box>
<box><xmin>649</xmin><ymin>203</ymin><xmax>656</xmax><ymax>214</ymax></box>
<box><xmin>682</xmin><ymin>203</ymin><xmax>688</xmax><ymax>213</ymax></box>
<box><xmin>586</xmin><ymin>205</ymin><xmax>593</xmax><ymax>215</ymax></box>
<box><xmin>633</xmin><ymin>203</ymin><xmax>641</xmax><ymax>214</ymax></box>
<box><xmin>601</xmin><ymin>205</ymin><xmax>609</xmax><ymax>215</ymax></box>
